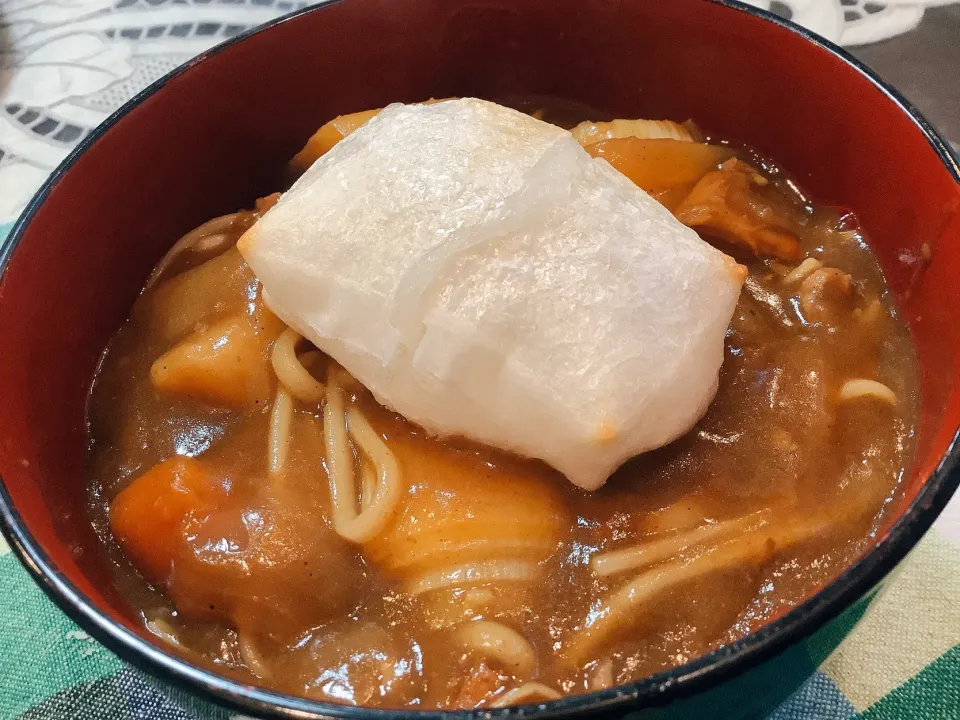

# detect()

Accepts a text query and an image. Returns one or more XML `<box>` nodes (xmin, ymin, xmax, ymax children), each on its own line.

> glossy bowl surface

<box><xmin>1</xmin><ymin>0</ymin><xmax>959</xmax><ymax>717</ymax></box>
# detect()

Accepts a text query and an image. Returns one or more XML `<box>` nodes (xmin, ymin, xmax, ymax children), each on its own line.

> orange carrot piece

<box><xmin>290</xmin><ymin>108</ymin><xmax>381</xmax><ymax>171</ymax></box>
<box><xmin>289</xmin><ymin>99</ymin><xmax>456</xmax><ymax>172</ymax></box>
<box><xmin>585</xmin><ymin>138</ymin><xmax>733</xmax><ymax>200</ymax></box>
<box><xmin>109</xmin><ymin>457</ymin><xmax>225</xmax><ymax>584</ymax></box>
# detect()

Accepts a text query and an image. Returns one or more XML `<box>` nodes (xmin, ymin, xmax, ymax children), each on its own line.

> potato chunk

<box><xmin>363</xmin><ymin>436</ymin><xmax>567</xmax><ymax>575</ymax></box>
<box><xmin>169</xmin><ymin>495</ymin><xmax>363</xmax><ymax>639</ymax></box>
<box><xmin>135</xmin><ymin>247</ymin><xmax>255</xmax><ymax>345</ymax></box>
<box><xmin>150</xmin><ymin>313</ymin><xmax>276</xmax><ymax>408</ymax></box>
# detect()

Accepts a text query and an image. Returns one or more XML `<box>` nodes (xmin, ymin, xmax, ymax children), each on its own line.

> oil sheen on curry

<box><xmin>86</xmin><ymin>98</ymin><xmax>917</xmax><ymax>709</ymax></box>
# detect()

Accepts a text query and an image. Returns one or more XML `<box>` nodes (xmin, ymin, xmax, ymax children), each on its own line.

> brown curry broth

<box><xmin>85</xmin><ymin>140</ymin><xmax>917</xmax><ymax>707</ymax></box>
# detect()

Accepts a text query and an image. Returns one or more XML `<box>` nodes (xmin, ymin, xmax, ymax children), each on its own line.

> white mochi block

<box><xmin>239</xmin><ymin>98</ymin><xmax>745</xmax><ymax>490</ymax></box>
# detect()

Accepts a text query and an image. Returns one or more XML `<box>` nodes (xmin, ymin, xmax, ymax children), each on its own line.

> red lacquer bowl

<box><xmin>1</xmin><ymin>0</ymin><xmax>959</xmax><ymax>718</ymax></box>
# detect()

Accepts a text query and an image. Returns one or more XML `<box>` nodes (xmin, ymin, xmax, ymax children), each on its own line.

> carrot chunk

<box><xmin>290</xmin><ymin>108</ymin><xmax>382</xmax><ymax>171</ymax></box>
<box><xmin>290</xmin><ymin>99</ymin><xmax>456</xmax><ymax>172</ymax></box>
<box><xmin>585</xmin><ymin>137</ymin><xmax>733</xmax><ymax>207</ymax></box>
<box><xmin>109</xmin><ymin>457</ymin><xmax>225</xmax><ymax>584</ymax></box>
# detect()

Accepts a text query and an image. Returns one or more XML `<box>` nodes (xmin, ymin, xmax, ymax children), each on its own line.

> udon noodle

<box><xmin>588</xmin><ymin>510</ymin><xmax>771</xmax><ymax>578</ymax></box>
<box><xmin>323</xmin><ymin>378</ymin><xmax>402</xmax><ymax>544</ymax></box>
<box><xmin>452</xmin><ymin>620</ymin><xmax>538</xmax><ymax>676</ymax></box>
<box><xmin>267</xmin><ymin>387</ymin><xmax>293</xmax><ymax>476</ymax></box>
<box><xmin>271</xmin><ymin>329</ymin><xmax>327</xmax><ymax>404</ymax></box>
<box><xmin>144</xmin><ymin>213</ymin><xmax>242</xmax><ymax>290</ymax></box>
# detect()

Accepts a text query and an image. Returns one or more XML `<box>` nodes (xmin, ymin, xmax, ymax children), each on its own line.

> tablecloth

<box><xmin>1</xmin><ymin>1</ymin><xmax>959</xmax><ymax>718</ymax></box>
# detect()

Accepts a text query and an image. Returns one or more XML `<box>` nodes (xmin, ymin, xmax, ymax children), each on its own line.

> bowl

<box><xmin>1</xmin><ymin>0</ymin><xmax>959</xmax><ymax>717</ymax></box>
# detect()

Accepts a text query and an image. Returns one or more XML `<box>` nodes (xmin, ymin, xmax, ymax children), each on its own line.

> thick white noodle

<box><xmin>452</xmin><ymin>620</ymin><xmax>537</xmax><ymax>676</ymax></box>
<box><xmin>783</xmin><ymin>257</ymin><xmax>822</xmax><ymax>285</ymax></box>
<box><xmin>238</xmin><ymin>634</ymin><xmax>271</xmax><ymax>679</ymax></box>
<box><xmin>144</xmin><ymin>616</ymin><xmax>184</xmax><ymax>649</ymax></box>
<box><xmin>267</xmin><ymin>387</ymin><xmax>293</xmax><ymax>476</ymax></box>
<box><xmin>590</xmin><ymin>511</ymin><xmax>769</xmax><ymax>577</ymax></box>
<box><xmin>145</xmin><ymin>214</ymin><xmax>239</xmax><ymax>289</ymax></box>
<box><xmin>271</xmin><ymin>328</ymin><xmax>327</xmax><ymax>404</ymax></box>
<box><xmin>567</xmin><ymin>534</ymin><xmax>774</xmax><ymax>666</ymax></box>
<box><xmin>588</xmin><ymin>657</ymin><xmax>614</xmax><ymax>691</ymax></box>
<box><xmin>489</xmin><ymin>683</ymin><xmax>561</xmax><ymax>707</ymax></box>
<box><xmin>323</xmin><ymin>374</ymin><xmax>402</xmax><ymax>543</ymax></box>
<box><xmin>406</xmin><ymin>560</ymin><xmax>537</xmax><ymax>596</ymax></box>
<box><xmin>838</xmin><ymin>379</ymin><xmax>897</xmax><ymax>405</ymax></box>
<box><xmin>567</xmin><ymin>515</ymin><xmax>835</xmax><ymax>665</ymax></box>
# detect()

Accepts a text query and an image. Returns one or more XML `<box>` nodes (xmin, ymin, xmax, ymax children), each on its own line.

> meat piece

<box><xmin>798</xmin><ymin>268</ymin><xmax>855</xmax><ymax>326</ymax></box>
<box><xmin>674</xmin><ymin>159</ymin><xmax>802</xmax><ymax>261</ymax></box>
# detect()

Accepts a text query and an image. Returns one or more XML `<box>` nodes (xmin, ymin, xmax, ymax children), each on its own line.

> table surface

<box><xmin>851</xmin><ymin>6</ymin><xmax>960</xmax><ymax>147</ymax></box>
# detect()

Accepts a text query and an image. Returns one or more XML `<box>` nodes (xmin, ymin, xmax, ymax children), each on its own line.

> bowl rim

<box><xmin>1</xmin><ymin>0</ymin><xmax>959</xmax><ymax>717</ymax></box>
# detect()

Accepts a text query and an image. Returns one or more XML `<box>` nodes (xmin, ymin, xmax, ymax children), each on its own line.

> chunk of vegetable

<box><xmin>571</xmin><ymin>118</ymin><xmax>700</xmax><ymax>146</ymax></box>
<box><xmin>150</xmin><ymin>313</ymin><xmax>277</xmax><ymax>408</ymax></box>
<box><xmin>674</xmin><ymin>159</ymin><xmax>802</xmax><ymax>260</ymax></box>
<box><xmin>109</xmin><ymin>457</ymin><xmax>225</xmax><ymax>584</ymax></box>
<box><xmin>290</xmin><ymin>108</ymin><xmax>381</xmax><ymax>172</ymax></box>
<box><xmin>291</xmin><ymin>99</ymin><xmax>456</xmax><ymax>171</ymax></box>
<box><xmin>135</xmin><ymin>247</ymin><xmax>255</xmax><ymax>345</ymax></box>
<box><xmin>249</xmin><ymin>98</ymin><xmax>742</xmax><ymax>491</ymax></box>
<box><xmin>169</xmin><ymin>495</ymin><xmax>364</xmax><ymax>638</ymax></box>
<box><xmin>584</xmin><ymin>138</ymin><xmax>733</xmax><ymax>205</ymax></box>
<box><xmin>363</xmin><ymin>437</ymin><xmax>567</xmax><ymax>575</ymax></box>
